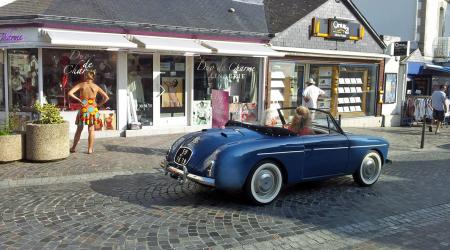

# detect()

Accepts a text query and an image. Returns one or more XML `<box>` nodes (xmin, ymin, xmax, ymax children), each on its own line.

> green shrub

<box><xmin>33</xmin><ymin>102</ymin><xmax>64</xmax><ymax>124</ymax></box>
<box><xmin>0</xmin><ymin>111</ymin><xmax>20</xmax><ymax>136</ymax></box>
<box><xmin>0</xmin><ymin>126</ymin><xmax>11</xmax><ymax>136</ymax></box>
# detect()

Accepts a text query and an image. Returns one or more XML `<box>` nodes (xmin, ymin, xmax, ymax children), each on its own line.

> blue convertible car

<box><xmin>161</xmin><ymin>108</ymin><xmax>390</xmax><ymax>204</ymax></box>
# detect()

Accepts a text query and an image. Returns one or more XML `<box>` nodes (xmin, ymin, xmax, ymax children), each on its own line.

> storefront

<box><xmin>268</xmin><ymin>60</ymin><xmax>380</xmax><ymax>118</ymax></box>
<box><xmin>266</xmin><ymin>0</ymin><xmax>390</xmax><ymax>127</ymax></box>
<box><xmin>0</xmin><ymin>27</ymin><xmax>281</xmax><ymax>137</ymax></box>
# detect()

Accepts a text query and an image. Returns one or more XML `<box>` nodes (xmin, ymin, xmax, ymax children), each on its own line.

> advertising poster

<box><xmin>240</xmin><ymin>103</ymin><xmax>257</xmax><ymax>123</ymax></box>
<box><xmin>192</xmin><ymin>100</ymin><xmax>212</xmax><ymax>125</ymax></box>
<box><xmin>161</xmin><ymin>77</ymin><xmax>184</xmax><ymax>108</ymax></box>
<box><xmin>384</xmin><ymin>73</ymin><xmax>397</xmax><ymax>104</ymax></box>
<box><xmin>211</xmin><ymin>89</ymin><xmax>229</xmax><ymax>128</ymax></box>
<box><xmin>229</xmin><ymin>103</ymin><xmax>241</xmax><ymax>122</ymax></box>
<box><xmin>94</xmin><ymin>111</ymin><xmax>116</xmax><ymax>130</ymax></box>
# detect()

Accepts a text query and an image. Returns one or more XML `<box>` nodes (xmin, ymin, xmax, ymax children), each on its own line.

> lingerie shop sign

<box><xmin>0</xmin><ymin>31</ymin><xmax>24</xmax><ymax>42</ymax></box>
<box><xmin>63</xmin><ymin>50</ymin><xmax>95</xmax><ymax>75</ymax></box>
<box><xmin>197</xmin><ymin>61</ymin><xmax>256</xmax><ymax>80</ymax></box>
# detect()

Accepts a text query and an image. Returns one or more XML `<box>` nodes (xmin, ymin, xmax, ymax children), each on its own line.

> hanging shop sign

<box><xmin>311</xmin><ymin>18</ymin><xmax>364</xmax><ymax>41</ymax></box>
<box><xmin>393</xmin><ymin>41</ymin><xmax>410</xmax><ymax>56</ymax></box>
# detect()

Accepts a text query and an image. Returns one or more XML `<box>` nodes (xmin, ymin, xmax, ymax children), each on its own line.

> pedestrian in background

<box><xmin>302</xmin><ymin>78</ymin><xmax>326</xmax><ymax>119</ymax></box>
<box><xmin>430</xmin><ymin>84</ymin><xmax>448</xmax><ymax>134</ymax></box>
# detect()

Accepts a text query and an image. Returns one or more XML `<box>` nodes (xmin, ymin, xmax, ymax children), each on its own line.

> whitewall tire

<box><xmin>245</xmin><ymin>161</ymin><xmax>283</xmax><ymax>205</ymax></box>
<box><xmin>353</xmin><ymin>151</ymin><xmax>382</xmax><ymax>187</ymax></box>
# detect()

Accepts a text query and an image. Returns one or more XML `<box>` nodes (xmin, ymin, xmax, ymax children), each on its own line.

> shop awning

<box><xmin>132</xmin><ymin>35</ymin><xmax>211</xmax><ymax>53</ymax></box>
<box><xmin>407</xmin><ymin>62</ymin><xmax>424</xmax><ymax>75</ymax></box>
<box><xmin>41</xmin><ymin>29</ymin><xmax>137</xmax><ymax>48</ymax></box>
<box><xmin>200</xmin><ymin>40</ymin><xmax>285</xmax><ymax>57</ymax></box>
<box><xmin>271</xmin><ymin>46</ymin><xmax>390</xmax><ymax>60</ymax></box>
<box><xmin>423</xmin><ymin>63</ymin><xmax>450</xmax><ymax>74</ymax></box>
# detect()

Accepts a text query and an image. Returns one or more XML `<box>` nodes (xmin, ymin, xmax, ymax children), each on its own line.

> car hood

<box><xmin>168</xmin><ymin>127</ymin><xmax>265</xmax><ymax>174</ymax></box>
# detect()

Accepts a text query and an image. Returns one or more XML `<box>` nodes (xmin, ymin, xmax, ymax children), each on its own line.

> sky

<box><xmin>352</xmin><ymin>0</ymin><xmax>417</xmax><ymax>41</ymax></box>
<box><xmin>0</xmin><ymin>0</ymin><xmax>15</xmax><ymax>7</ymax></box>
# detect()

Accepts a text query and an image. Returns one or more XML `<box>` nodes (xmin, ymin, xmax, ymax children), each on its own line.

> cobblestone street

<box><xmin>0</xmin><ymin>126</ymin><xmax>449</xmax><ymax>249</ymax></box>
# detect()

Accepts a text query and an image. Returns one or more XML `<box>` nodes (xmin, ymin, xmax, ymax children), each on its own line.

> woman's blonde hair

<box><xmin>290</xmin><ymin>106</ymin><xmax>311</xmax><ymax>133</ymax></box>
<box><xmin>85</xmin><ymin>69</ymin><xmax>96</xmax><ymax>80</ymax></box>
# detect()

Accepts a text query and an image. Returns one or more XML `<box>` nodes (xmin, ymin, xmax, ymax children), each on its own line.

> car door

<box><xmin>301</xmin><ymin>112</ymin><xmax>349</xmax><ymax>179</ymax></box>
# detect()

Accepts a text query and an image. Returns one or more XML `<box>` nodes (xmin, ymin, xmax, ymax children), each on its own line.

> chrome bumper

<box><xmin>160</xmin><ymin>160</ymin><xmax>215</xmax><ymax>187</ymax></box>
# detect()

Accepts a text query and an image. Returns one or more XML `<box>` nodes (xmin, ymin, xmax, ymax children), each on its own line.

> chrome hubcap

<box><xmin>251</xmin><ymin>164</ymin><xmax>282</xmax><ymax>203</ymax></box>
<box><xmin>255</xmin><ymin>170</ymin><xmax>274</xmax><ymax>194</ymax></box>
<box><xmin>362</xmin><ymin>156</ymin><xmax>379</xmax><ymax>182</ymax></box>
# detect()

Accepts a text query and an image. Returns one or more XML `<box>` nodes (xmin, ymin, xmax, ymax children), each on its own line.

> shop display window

<box><xmin>338</xmin><ymin>65</ymin><xmax>378</xmax><ymax>116</ymax></box>
<box><xmin>7</xmin><ymin>49</ymin><xmax>38</xmax><ymax>111</ymax></box>
<box><xmin>160</xmin><ymin>55</ymin><xmax>185</xmax><ymax>118</ymax></box>
<box><xmin>128</xmin><ymin>54</ymin><xmax>153</xmax><ymax>126</ymax></box>
<box><xmin>269</xmin><ymin>61</ymin><xmax>305</xmax><ymax>109</ymax></box>
<box><xmin>309</xmin><ymin>65</ymin><xmax>334</xmax><ymax>112</ymax></box>
<box><xmin>194</xmin><ymin>56</ymin><xmax>260</xmax><ymax>124</ymax></box>
<box><xmin>42</xmin><ymin>49</ymin><xmax>117</xmax><ymax>111</ymax></box>
<box><xmin>0</xmin><ymin>50</ymin><xmax>4</xmax><ymax>111</ymax></box>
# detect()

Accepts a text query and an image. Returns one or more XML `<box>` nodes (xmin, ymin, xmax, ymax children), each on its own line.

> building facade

<box><xmin>0</xmin><ymin>0</ymin><xmax>395</xmax><ymax>137</ymax></box>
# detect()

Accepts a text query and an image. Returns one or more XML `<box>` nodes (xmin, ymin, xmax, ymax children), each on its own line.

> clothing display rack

<box><xmin>401</xmin><ymin>95</ymin><xmax>432</xmax><ymax>126</ymax></box>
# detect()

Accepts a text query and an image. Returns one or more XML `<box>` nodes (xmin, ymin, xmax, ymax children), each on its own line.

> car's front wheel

<box><xmin>353</xmin><ymin>151</ymin><xmax>382</xmax><ymax>186</ymax></box>
<box><xmin>245</xmin><ymin>161</ymin><xmax>283</xmax><ymax>205</ymax></box>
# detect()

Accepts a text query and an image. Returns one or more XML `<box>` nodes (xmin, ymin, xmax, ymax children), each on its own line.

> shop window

<box><xmin>337</xmin><ymin>64</ymin><xmax>378</xmax><ymax>116</ymax></box>
<box><xmin>128</xmin><ymin>54</ymin><xmax>153</xmax><ymax>126</ymax></box>
<box><xmin>0</xmin><ymin>50</ymin><xmax>4</xmax><ymax>111</ymax></box>
<box><xmin>194</xmin><ymin>56</ymin><xmax>260</xmax><ymax>124</ymax></box>
<box><xmin>160</xmin><ymin>55</ymin><xmax>185</xmax><ymax>118</ymax></box>
<box><xmin>309</xmin><ymin>65</ymin><xmax>334</xmax><ymax>113</ymax></box>
<box><xmin>7</xmin><ymin>49</ymin><xmax>38</xmax><ymax>111</ymax></box>
<box><xmin>42</xmin><ymin>49</ymin><xmax>118</xmax><ymax>131</ymax></box>
<box><xmin>269</xmin><ymin>61</ymin><xmax>305</xmax><ymax>109</ymax></box>
<box><xmin>42</xmin><ymin>49</ymin><xmax>117</xmax><ymax>111</ymax></box>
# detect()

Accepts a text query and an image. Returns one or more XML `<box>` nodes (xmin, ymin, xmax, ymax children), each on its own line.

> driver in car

<box><xmin>288</xmin><ymin>106</ymin><xmax>314</xmax><ymax>136</ymax></box>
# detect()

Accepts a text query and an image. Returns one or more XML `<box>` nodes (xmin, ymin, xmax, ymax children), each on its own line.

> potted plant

<box><xmin>0</xmin><ymin>112</ymin><xmax>25</xmax><ymax>163</ymax></box>
<box><xmin>26</xmin><ymin>103</ymin><xmax>69</xmax><ymax>162</ymax></box>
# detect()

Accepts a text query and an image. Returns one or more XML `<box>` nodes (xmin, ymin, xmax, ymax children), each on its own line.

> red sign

<box><xmin>211</xmin><ymin>89</ymin><xmax>229</xmax><ymax>128</ymax></box>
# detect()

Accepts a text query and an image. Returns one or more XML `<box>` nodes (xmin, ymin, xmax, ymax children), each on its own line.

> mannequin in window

<box><xmin>128</xmin><ymin>65</ymin><xmax>144</xmax><ymax>110</ymax></box>
<box><xmin>10</xmin><ymin>68</ymin><xmax>25</xmax><ymax>106</ymax></box>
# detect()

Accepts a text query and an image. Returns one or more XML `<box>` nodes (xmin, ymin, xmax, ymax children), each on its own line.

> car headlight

<box><xmin>203</xmin><ymin>149</ymin><xmax>219</xmax><ymax>178</ymax></box>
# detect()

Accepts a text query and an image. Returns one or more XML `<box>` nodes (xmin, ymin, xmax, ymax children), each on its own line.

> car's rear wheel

<box><xmin>245</xmin><ymin>161</ymin><xmax>283</xmax><ymax>205</ymax></box>
<box><xmin>353</xmin><ymin>151</ymin><xmax>382</xmax><ymax>186</ymax></box>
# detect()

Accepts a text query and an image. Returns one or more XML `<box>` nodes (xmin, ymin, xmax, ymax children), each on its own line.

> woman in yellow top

<box><xmin>68</xmin><ymin>70</ymin><xmax>109</xmax><ymax>154</ymax></box>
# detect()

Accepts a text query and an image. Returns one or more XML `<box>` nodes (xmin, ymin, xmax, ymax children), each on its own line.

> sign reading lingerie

<box><xmin>211</xmin><ymin>89</ymin><xmax>229</xmax><ymax>128</ymax></box>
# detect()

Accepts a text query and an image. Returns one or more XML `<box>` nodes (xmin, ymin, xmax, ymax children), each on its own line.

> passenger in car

<box><xmin>288</xmin><ymin>106</ymin><xmax>314</xmax><ymax>136</ymax></box>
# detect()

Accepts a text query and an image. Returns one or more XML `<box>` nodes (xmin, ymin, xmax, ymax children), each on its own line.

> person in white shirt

<box><xmin>302</xmin><ymin>78</ymin><xmax>326</xmax><ymax>119</ymax></box>
<box><xmin>431</xmin><ymin>84</ymin><xmax>448</xmax><ymax>134</ymax></box>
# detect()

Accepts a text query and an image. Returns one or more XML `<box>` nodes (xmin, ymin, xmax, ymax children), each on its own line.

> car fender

<box><xmin>213</xmin><ymin>137</ymin><xmax>304</xmax><ymax>190</ymax></box>
<box><xmin>347</xmin><ymin>135</ymin><xmax>389</xmax><ymax>174</ymax></box>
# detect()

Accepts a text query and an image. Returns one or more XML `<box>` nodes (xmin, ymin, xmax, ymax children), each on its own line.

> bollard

<box><xmin>420</xmin><ymin>115</ymin><xmax>426</xmax><ymax>149</ymax></box>
<box><xmin>338</xmin><ymin>114</ymin><xmax>342</xmax><ymax>127</ymax></box>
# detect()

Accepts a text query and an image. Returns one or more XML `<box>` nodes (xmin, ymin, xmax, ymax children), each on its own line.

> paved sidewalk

<box><xmin>0</xmin><ymin>126</ymin><xmax>449</xmax><ymax>249</ymax></box>
<box><xmin>0</xmin><ymin>133</ymin><xmax>181</xmax><ymax>188</ymax></box>
<box><xmin>0</xmin><ymin>126</ymin><xmax>448</xmax><ymax>189</ymax></box>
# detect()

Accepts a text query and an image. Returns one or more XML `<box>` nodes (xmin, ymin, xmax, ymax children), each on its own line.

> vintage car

<box><xmin>161</xmin><ymin>108</ymin><xmax>390</xmax><ymax>205</ymax></box>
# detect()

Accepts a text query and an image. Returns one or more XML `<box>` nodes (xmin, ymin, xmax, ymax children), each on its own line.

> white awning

<box><xmin>41</xmin><ymin>28</ymin><xmax>137</xmax><ymax>48</ymax></box>
<box><xmin>132</xmin><ymin>35</ymin><xmax>211</xmax><ymax>53</ymax></box>
<box><xmin>271</xmin><ymin>46</ymin><xmax>391</xmax><ymax>60</ymax></box>
<box><xmin>200</xmin><ymin>40</ymin><xmax>285</xmax><ymax>57</ymax></box>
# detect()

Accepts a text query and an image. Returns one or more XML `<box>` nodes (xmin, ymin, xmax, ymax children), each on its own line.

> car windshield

<box><xmin>276</xmin><ymin>107</ymin><xmax>342</xmax><ymax>135</ymax></box>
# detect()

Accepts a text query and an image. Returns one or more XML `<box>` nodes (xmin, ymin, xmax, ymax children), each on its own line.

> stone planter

<box><xmin>26</xmin><ymin>122</ymin><xmax>69</xmax><ymax>162</ymax></box>
<box><xmin>0</xmin><ymin>133</ymin><xmax>24</xmax><ymax>163</ymax></box>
